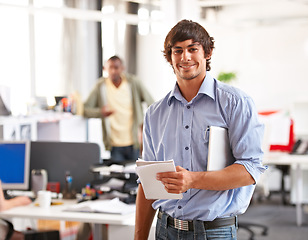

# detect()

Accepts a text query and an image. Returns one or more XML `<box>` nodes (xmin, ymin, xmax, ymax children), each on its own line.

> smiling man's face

<box><xmin>171</xmin><ymin>39</ymin><xmax>208</xmax><ymax>83</ymax></box>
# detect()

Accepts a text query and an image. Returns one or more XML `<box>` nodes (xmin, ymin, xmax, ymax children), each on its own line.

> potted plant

<box><xmin>217</xmin><ymin>71</ymin><xmax>237</xmax><ymax>83</ymax></box>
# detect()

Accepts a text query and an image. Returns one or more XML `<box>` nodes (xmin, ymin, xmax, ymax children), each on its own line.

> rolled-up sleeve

<box><xmin>229</xmin><ymin>96</ymin><xmax>267</xmax><ymax>183</ymax></box>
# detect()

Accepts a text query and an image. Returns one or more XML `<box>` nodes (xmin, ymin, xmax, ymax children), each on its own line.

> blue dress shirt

<box><xmin>142</xmin><ymin>72</ymin><xmax>266</xmax><ymax>221</ymax></box>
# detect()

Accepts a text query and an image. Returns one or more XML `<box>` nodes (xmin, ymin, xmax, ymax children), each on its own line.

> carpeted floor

<box><xmin>237</xmin><ymin>196</ymin><xmax>308</xmax><ymax>240</ymax></box>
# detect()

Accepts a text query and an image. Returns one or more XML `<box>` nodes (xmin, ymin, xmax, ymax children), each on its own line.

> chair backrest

<box><xmin>0</xmin><ymin>218</ymin><xmax>14</xmax><ymax>240</ymax></box>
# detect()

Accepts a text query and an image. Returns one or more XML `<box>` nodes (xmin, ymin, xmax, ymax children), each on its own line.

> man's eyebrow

<box><xmin>172</xmin><ymin>43</ymin><xmax>201</xmax><ymax>49</ymax></box>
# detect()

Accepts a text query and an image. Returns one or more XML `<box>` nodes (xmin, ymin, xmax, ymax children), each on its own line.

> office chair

<box><xmin>0</xmin><ymin>219</ymin><xmax>60</xmax><ymax>240</ymax></box>
<box><xmin>237</xmin><ymin>170</ymin><xmax>269</xmax><ymax>240</ymax></box>
<box><xmin>0</xmin><ymin>218</ymin><xmax>15</xmax><ymax>240</ymax></box>
<box><xmin>238</xmin><ymin>221</ymin><xmax>268</xmax><ymax>240</ymax></box>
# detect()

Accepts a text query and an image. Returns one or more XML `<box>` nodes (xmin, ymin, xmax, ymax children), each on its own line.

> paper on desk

<box><xmin>64</xmin><ymin>198</ymin><xmax>135</xmax><ymax>215</ymax></box>
<box><xmin>135</xmin><ymin>159</ymin><xmax>183</xmax><ymax>200</ymax></box>
<box><xmin>92</xmin><ymin>164</ymin><xmax>124</xmax><ymax>174</ymax></box>
<box><xmin>99</xmin><ymin>178</ymin><xmax>125</xmax><ymax>191</ymax></box>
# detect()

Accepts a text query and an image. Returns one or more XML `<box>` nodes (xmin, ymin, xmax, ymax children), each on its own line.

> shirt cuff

<box><xmin>234</xmin><ymin>159</ymin><xmax>268</xmax><ymax>184</ymax></box>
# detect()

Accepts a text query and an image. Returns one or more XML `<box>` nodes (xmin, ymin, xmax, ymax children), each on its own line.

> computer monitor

<box><xmin>0</xmin><ymin>141</ymin><xmax>30</xmax><ymax>190</ymax></box>
<box><xmin>30</xmin><ymin>141</ymin><xmax>101</xmax><ymax>193</ymax></box>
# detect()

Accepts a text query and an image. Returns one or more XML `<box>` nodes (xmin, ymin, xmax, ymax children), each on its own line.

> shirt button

<box><xmin>185</xmin><ymin>147</ymin><xmax>189</xmax><ymax>150</ymax></box>
<box><xmin>185</xmin><ymin>125</ymin><xmax>189</xmax><ymax>129</ymax></box>
<box><xmin>187</xmin><ymin>106</ymin><xmax>190</xmax><ymax>109</ymax></box>
<box><xmin>178</xmin><ymin>206</ymin><xmax>182</xmax><ymax>209</ymax></box>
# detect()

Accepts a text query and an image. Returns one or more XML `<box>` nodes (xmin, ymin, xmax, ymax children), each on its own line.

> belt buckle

<box><xmin>174</xmin><ymin>218</ymin><xmax>189</xmax><ymax>231</ymax></box>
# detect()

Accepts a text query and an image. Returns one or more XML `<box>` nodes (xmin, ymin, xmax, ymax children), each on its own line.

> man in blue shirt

<box><xmin>135</xmin><ymin>19</ymin><xmax>266</xmax><ymax>240</ymax></box>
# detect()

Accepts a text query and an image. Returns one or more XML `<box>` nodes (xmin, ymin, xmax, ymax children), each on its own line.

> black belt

<box><xmin>157</xmin><ymin>211</ymin><xmax>236</xmax><ymax>231</ymax></box>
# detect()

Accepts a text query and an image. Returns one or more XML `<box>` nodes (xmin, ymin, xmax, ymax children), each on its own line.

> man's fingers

<box><xmin>157</xmin><ymin>171</ymin><xmax>176</xmax><ymax>180</ymax></box>
<box><xmin>160</xmin><ymin>177</ymin><xmax>182</xmax><ymax>185</ymax></box>
<box><xmin>164</xmin><ymin>183</ymin><xmax>181</xmax><ymax>194</ymax></box>
<box><xmin>157</xmin><ymin>171</ymin><xmax>184</xmax><ymax>180</ymax></box>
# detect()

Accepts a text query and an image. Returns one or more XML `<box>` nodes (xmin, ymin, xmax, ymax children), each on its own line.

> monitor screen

<box><xmin>0</xmin><ymin>141</ymin><xmax>30</xmax><ymax>190</ymax></box>
<box><xmin>30</xmin><ymin>141</ymin><xmax>101</xmax><ymax>193</ymax></box>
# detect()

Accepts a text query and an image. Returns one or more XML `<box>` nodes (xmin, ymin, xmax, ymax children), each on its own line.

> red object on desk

<box><xmin>259</xmin><ymin>111</ymin><xmax>295</xmax><ymax>153</ymax></box>
<box><xmin>47</xmin><ymin>182</ymin><xmax>61</xmax><ymax>193</ymax></box>
<box><xmin>269</xmin><ymin>118</ymin><xmax>295</xmax><ymax>152</ymax></box>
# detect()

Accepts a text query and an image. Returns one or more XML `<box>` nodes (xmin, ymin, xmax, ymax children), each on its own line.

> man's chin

<box><xmin>110</xmin><ymin>76</ymin><xmax>121</xmax><ymax>82</ymax></box>
<box><xmin>179</xmin><ymin>73</ymin><xmax>197</xmax><ymax>81</ymax></box>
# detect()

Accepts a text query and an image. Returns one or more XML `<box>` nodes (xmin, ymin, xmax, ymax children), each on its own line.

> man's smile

<box><xmin>179</xmin><ymin>63</ymin><xmax>196</xmax><ymax>70</ymax></box>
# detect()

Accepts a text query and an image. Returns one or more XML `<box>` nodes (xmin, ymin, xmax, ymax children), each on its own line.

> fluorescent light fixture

<box><xmin>138</xmin><ymin>8</ymin><xmax>149</xmax><ymax>20</ymax></box>
<box><xmin>102</xmin><ymin>5</ymin><xmax>114</xmax><ymax>14</ymax></box>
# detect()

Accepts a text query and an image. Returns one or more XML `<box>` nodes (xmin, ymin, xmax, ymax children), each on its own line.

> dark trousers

<box><xmin>156</xmin><ymin>212</ymin><xmax>237</xmax><ymax>240</ymax></box>
<box><xmin>111</xmin><ymin>145</ymin><xmax>140</xmax><ymax>162</ymax></box>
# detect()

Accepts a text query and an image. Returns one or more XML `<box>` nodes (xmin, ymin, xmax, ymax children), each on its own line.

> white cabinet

<box><xmin>0</xmin><ymin>116</ymin><xmax>37</xmax><ymax>141</ymax></box>
<box><xmin>37</xmin><ymin>115</ymin><xmax>86</xmax><ymax>142</ymax></box>
<box><xmin>0</xmin><ymin>113</ymin><xmax>86</xmax><ymax>142</ymax></box>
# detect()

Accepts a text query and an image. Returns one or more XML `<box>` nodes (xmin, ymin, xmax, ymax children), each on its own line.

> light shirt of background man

<box><xmin>105</xmin><ymin>76</ymin><xmax>133</xmax><ymax>147</ymax></box>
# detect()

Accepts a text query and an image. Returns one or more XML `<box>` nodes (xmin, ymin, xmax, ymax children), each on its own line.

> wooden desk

<box><xmin>0</xmin><ymin>199</ymin><xmax>135</xmax><ymax>240</ymax></box>
<box><xmin>263</xmin><ymin>152</ymin><xmax>308</xmax><ymax>226</ymax></box>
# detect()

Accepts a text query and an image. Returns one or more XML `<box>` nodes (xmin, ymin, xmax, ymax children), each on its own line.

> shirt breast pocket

<box><xmin>202</xmin><ymin>127</ymin><xmax>210</xmax><ymax>145</ymax></box>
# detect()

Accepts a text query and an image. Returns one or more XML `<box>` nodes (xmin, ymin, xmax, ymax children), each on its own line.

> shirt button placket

<box><xmin>182</xmin><ymin>104</ymin><xmax>192</xmax><ymax>174</ymax></box>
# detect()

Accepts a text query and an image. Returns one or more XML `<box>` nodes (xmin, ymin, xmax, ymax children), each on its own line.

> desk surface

<box><xmin>262</xmin><ymin>152</ymin><xmax>308</xmax><ymax>227</ymax></box>
<box><xmin>0</xmin><ymin>199</ymin><xmax>135</xmax><ymax>225</ymax></box>
<box><xmin>263</xmin><ymin>152</ymin><xmax>308</xmax><ymax>165</ymax></box>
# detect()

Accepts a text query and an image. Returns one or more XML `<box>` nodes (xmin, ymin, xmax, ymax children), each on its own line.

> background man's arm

<box><xmin>83</xmin><ymin>84</ymin><xmax>104</xmax><ymax>118</ymax></box>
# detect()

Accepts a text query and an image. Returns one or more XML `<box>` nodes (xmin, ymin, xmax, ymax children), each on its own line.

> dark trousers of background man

<box><xmin>111</xmin><ymin>145</ymin><xmax>140</xmax><ymax>162</ymax></box>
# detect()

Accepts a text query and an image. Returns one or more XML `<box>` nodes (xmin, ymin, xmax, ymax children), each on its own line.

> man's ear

<box><xmin>169</xmin><ymin>59</ymin><xmax>173</xmax><ymax>67</ymax></box>
<box><xmin>205</xmin><ymin>50</ymin><xmax>213</xmax><ymax>59</ymax></box>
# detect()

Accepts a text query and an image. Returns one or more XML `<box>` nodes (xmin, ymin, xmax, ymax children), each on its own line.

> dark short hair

<box><xmin>163</xmin><ymin>19</ymin><xmax>215</xmax><ymax>71</ymax></box>
<box><xmin>108</xmin><ymin>55</ymin><xmax>123</xmax><ymax>64</ymax></box>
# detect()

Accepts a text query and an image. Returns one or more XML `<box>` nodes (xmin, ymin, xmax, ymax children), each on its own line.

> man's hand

<box><xmin>156</xmin><ymin>166</ymin><xmax>194</xmax><ymax>194</ymax></box>
<box><xmin>101</xmin><ymin>105</ymin><xmax>114</xmax><ymax>117</ymax></box>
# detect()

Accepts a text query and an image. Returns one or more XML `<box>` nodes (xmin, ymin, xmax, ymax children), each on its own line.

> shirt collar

<box><xmin>167</xmin><ymin>83</ymin><xmax>183</xmax><ymax>105</ymax></box>
<box><xmin>167</xmin><ymin>72</ymin><xmax>216</xmax><ymax>106</ymax></box>
<box><xmin>199</xmin><ymin>72</ymin><xmax>215</xmax><ymax>101</ymax></box>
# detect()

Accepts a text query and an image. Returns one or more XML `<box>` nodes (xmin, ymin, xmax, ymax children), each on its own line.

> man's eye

<box><xmin>189</xmin><ymin>48</ymin><xmax>198</xmax><ymax>52</ymax></box>
<box><xmin>173</xmin><ymin>50</ymin><xmax>182</xmax><ymax>54</ymax></box>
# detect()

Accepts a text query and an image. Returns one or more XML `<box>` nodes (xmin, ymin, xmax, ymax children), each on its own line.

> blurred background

<box><xmin>0</xmin><ymin>0</ymin><xmax>308</xmax><ymax>116</ymax></box>
<box><xmin>1</xmin><ymin>1</ymin><xmax>308</xmax><ymax>239</ymax></box>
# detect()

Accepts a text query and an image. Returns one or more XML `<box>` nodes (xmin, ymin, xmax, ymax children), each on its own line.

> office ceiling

<box><xmin>200</xmin><ymin>0</ymin><xmax>308</xmax><ymax>26</ymax></box>
<box><xmin>118</xmin><ymin>0</ymin><xmax>308</xmax><ymax>25</ymax></box>
<box><xmin>3</xmin><ymin>0</ymin><xmax>307</xmax><ymax>26</ymax></box>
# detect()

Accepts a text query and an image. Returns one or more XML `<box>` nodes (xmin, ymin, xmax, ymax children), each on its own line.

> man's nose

<box><xmin>109</xmin><ymin>68</ymin><xmax>116</xmax><ymax>75</ymax></box>
<box><xmin>181</xmin><ymin>50</ymin><xmax>191</xmax><ymax>61</ymax></box>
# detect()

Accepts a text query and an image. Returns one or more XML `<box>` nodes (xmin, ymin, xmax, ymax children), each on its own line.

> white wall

<box><xmin>212</xmin><ymin>23</ymin><xmax>308</xmax><ymax>111</ymax></box>
<box><xmin>137</xmin><ymin>34</ymin><xmax>175</xmax><ymax>101</ymax></box>
<box><xmin>137</xmin><ymin>4</ymin><xmax>308</xmax><ymax>113</ymax></box>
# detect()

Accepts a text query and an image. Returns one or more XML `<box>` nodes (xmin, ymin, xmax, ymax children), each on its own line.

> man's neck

<box><xmin>111</xmin><ymin>77</ymin><xmax>122</xmax><ymax>88</ymax></box>
<box><xmin>177</xmin><ymin>76</ymin><xmax>205</xmax><ymax>102</ymax></box>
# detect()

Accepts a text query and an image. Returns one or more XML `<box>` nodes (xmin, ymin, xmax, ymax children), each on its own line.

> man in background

<box><xmin>84</xmin><ymin>55</ymin><xmax>154</xmax><ymax>162</ymax></box>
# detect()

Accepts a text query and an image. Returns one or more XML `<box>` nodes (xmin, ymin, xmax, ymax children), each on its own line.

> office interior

<box><xmin>1</xmin><ymin>0</ymin><xmax>308</xmax><ymax>239</ymax></box>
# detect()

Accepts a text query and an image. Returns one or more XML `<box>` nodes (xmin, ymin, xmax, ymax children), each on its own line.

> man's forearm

<box><xmin>135</xmin><ymin>184</ymin><xmax>156</xmax><ymax>240</ymax></box>
<box><xmin>158</xmin><ymin>164</ymin><xmax>255</xmax><ymax>194</ymax></box>
<box><xmin>191</xmin><ymin>164</ymin><xmax>255</xmax><ymax>191</ymax></box>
